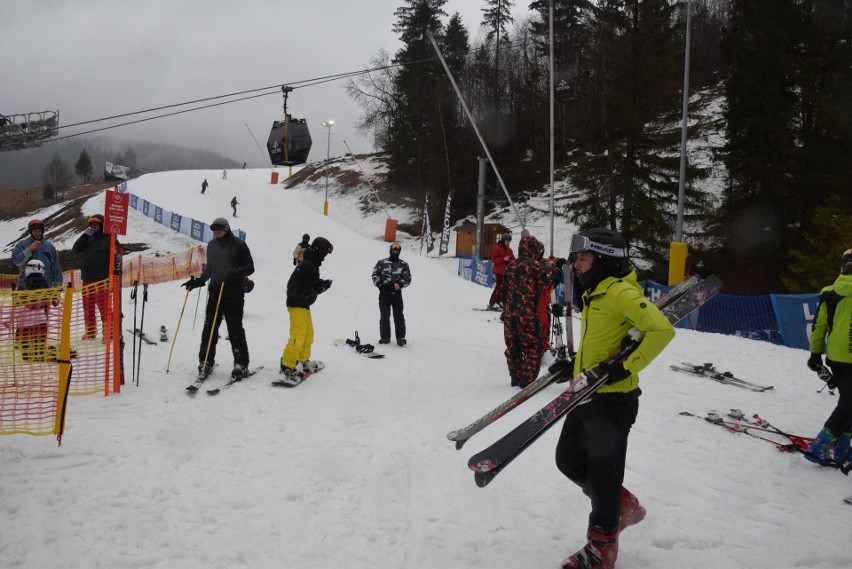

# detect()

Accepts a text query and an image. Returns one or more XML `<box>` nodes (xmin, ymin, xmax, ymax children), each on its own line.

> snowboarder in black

<box><xmin>231</xmin><ymin>196</ymin><xmax>238</xmax><ymax>217</ymax></box>
<box><xmin>181</xmin><ymin>217</ymin><xmax>254</xmax><ymax>380</ymax></box>
<box><xmin>371</xmin><ymin>242</ymin><xmax>412</xmax><ymax>346</ymax></box>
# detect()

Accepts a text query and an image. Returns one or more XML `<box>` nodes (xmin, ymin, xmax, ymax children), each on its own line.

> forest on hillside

<box><xmin>348</xmin><ymin>0</ymin><xmax>852</xmax><ymax>294</ymax></box>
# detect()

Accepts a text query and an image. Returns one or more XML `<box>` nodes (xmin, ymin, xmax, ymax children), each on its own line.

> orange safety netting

<box><xmin>1</xmin><ymin>246</ymin><xmax>205</xmax><ymax>440</ymax></box>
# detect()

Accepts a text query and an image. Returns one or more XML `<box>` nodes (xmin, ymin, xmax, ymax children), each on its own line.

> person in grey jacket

<box><xmin>12</xmin><ymin>219</ymin><xmax>63</xmax><ymax>289</ymax></box>
<box><xmin>182</xmin><ymin>217</ymin><xmax>255</xmax><ymax>380</ymax></box>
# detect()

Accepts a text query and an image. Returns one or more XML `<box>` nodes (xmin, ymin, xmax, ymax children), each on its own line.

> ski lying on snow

<box><xmin>845</xmin><ymin>496</ymin><xmax>852</xmax><ymax>505</ymax></box>
<box><xmin>467</xmin><ymin>275</ymin><xmax>722</xmax><ymax>487</ymax></box>
<box><xmin>679</xmin><ymin>410</ymin><xmax>812</xmax><ymax>453</ymax></box>
<box><xmin>447</xmin><ymin>275</ymin><xmax>701</xmax><ymax>450</ymax></box>
<box><xmin>206</xmin><ymin>366</ymin><xmax>265</xmax><ymax>395</ymax></box>
<box><xmin>127</xmin><ymin>328</ymin><xmax>158</xmax><ymax>345</ymax></box>
<box><xmin>670</xmin><ymin>362</ymin><xmax>773</xmax><ymax>392</ymax></box>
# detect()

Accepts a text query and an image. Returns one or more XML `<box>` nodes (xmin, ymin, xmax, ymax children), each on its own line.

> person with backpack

<box><xmin>293</xmin><ymin>234</ymin><xmax>310</xmax><ymax>265</ymax></box>
<box><xmin>181</xmin><ymin>217</ymin><xmax>255</xmax><ymax>381</ymax></box>
<box><xmin>805</xmin><ymin>248</ymin><xmax>852</xmax><ymax>467</ymax></box>
<box><xmin>552</xmin><ymin>228</ymin><xmax>675</xmax><ymax>569</ymax></box>
<box><xmin>11</xmin><ymin>219</ymin><xmax>63</xmax><ymax>289</ymax></box>
<box><xmin>278</xmin><ymin>237</ymin><xmax>333</xmax><ymax>385</ymax></box>
<box><xmin>487</xmin><ymin>234</ymin><xmax>514</xmax><ymax>310</ymax></box>
<box><xmin>371</xmin><ymin>242</ymin><xmax>412</xmax><ymax>346</ymax></box>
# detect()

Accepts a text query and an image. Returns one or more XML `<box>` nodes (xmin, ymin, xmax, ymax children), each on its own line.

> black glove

<box><xmin>807</xmin><ymin>353</ymin><xmax>823</xmax><ymax>372</ymax></box>
<box><xmin>181</xmin><ymin>277</ymin><xmax>204</xmax><ymax>290</ymax></box>
<box><xmin>549</xmin><ymin>357</ymin><xmax>574</xmax><ymax>379</ymax></box>
<box><xmin>380</xmin><ymin>283</ymin><xmax>395</xmax><ymax>293</ymax></box>
<box><xmin>551</xmin><ymin>303</ymin><xmax>564</xmax><ymax>317</ymax></box>
<box><xmin>243</xmin><ymin>279</ymin><xmax>255</xmax><ymax>293</ymax></box>
<box><xmin>598</xmin><ymin>360</ymin><xmax>630</xmax><ymax>383</ymax></box>
<box><xmin>320</xmin><ymin>279</ymin><xmax>332</xmax><ymax>292</ymax></box>
<box><xmin>555</xmin><ymin>257</ymin><xmax>567</xmax><ymax>269</ymax></box>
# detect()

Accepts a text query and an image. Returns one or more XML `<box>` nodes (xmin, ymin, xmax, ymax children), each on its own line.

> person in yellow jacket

<box><xmin>556</xmin><ymin>228</ymin><xmax>675</xmax><ymax>569</ymax></box>
<box><xmin>805</xmin><ymin>248</ymin><xmax>852</xmax><ymax>465</ymax></box>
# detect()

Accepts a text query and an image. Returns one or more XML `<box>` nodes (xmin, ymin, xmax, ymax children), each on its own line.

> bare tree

<box><xmin>42</xmin><ymin>154</ymin><xmax>73</xmax><ymax>200</ymax></box>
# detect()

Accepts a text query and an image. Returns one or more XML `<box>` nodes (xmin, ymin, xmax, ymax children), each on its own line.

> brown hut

<box><xmin>454</xmin><ymin>223</ymin><xmax>510</xmax><ymax>259</ymax></box>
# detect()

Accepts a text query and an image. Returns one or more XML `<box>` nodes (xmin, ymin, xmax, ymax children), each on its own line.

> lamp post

<box><xmin>321</xmin><ymin>120</ymin><xmax>334</xmax><ymax>216</ymax></box>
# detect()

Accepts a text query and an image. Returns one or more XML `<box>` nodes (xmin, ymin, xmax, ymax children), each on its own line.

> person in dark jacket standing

<box><xmin>278</xmin><ymin>237</ymin><xmax>333</xmax><ymax>385</ymax></box>
<box><xmin>487</xmin><ymin>234</ymin><xmax>514</xmax><ymax>310</ymax></box>
<box><xmin>72</xmin><ymin>214</ymin><xmax>121</xmax><ymax>340</ymax></box>
<box><xmin>293</xmin><ymin>233</ymin><xmax>310</xmax><ymax>265</ymax></box>
<box><xmin>501</xmin><ymin>235</ymin><xmax>554</xmax><ymax>388</ymax></box>
<box><xmin>805</xmin><ymin>248</ymin><xmax>852</xmax><ymax>466</ymax></box>
<box><xmin>231</xmin><ymin>196</ymin><xmax>238</xmax><ymax>217</ymax></box>
<box><xmin>12</xmin><ymin>218</ymin><xmax>63</xmax><ymax>288</ymax></box>
<box><xmin>182</xmin><ymin>217</ymin><xmax>255</xmax><ymax>380</ymax></box>
<box><xmin>371</xmin><ymin>242</ymin><xmax>412</xmax><ymax>346</ymax></box>
<box><xmin>201</xmin><ymin>179</ymin><xmax>208</xmax><ymax>194</ymax></box>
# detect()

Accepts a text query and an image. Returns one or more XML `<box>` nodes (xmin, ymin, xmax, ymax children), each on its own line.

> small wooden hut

<box><xmin>454</xmin><ymin>223</ymin><xmax>510</xmax><ymax>259</ymax></box>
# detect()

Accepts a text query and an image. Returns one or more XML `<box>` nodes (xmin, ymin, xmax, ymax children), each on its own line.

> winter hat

<box><xmin>24</xmin><ymin>259</ymin><xmax>45</xmax><ymax>277</ymax></box>
<box><xmin>501</xmin><ymin>233</ymin><xmax>512</xmax><ymax>243</ymax></box>
<box><xmin>210</xmin><ymin>217</ymin><xmax>230</xmax><ymax>232</ymax></box>
<box><xmin>301</xmin><ymin>233</ymin><xmax>310</xmax><ymax>244</ymax></box>
<box><xmin>88</xmin><ymin>214</ymin><xmax>104</xmax><ymax>225</ymax></box>
<box><xmin>28</xmin><ymin>219</ymin><xmax>45</xmax><ymax>234</ymax></box>
<box><xmin>311</xmin><ymin>237</ymin><xmax>333</xmax><ymax>257</ymax></box>
<box><xmin>389</xmin><ymin>242</ymin><xmax>402</xmax><ymax>256</ymax></box>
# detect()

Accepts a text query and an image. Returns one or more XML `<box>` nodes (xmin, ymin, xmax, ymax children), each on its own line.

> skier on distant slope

<box><xmin>551</xmin><ymin>228</ymin><xmax>675</xmax><ymax>569</ymax></box>
<box><xmin>278</xmin><ymin>237</ymin><xmax>333</xmax><ymax>386</ymax></box>
<box><xmin>805</xmin><ymin>247</ymin><xmax>852</xmax><ymax>466</ymax></box>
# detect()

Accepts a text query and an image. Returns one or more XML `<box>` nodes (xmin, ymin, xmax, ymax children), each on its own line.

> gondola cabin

<box><xmin>267</xmin><ymin>116</ymin><xmax>312</xmax><ymax>166</ymax></box>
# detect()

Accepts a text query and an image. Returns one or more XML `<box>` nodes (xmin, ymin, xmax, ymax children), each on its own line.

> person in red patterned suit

<box><xmin>501</xmin><ymin>235</ymin><xmax>556</xmax><ymax>388</ymax></box>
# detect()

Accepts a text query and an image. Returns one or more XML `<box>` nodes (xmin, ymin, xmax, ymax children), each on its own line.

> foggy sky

<box><xmin>2</xmin><ymin>1</ymin><xmax>530</xmax><ymax>167</ymax></box>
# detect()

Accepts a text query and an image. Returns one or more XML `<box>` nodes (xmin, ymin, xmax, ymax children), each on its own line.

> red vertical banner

<box><xmin>104</xmin><ymin>188</ymin><xmax>129</xmax><ymax>393</ymax></box>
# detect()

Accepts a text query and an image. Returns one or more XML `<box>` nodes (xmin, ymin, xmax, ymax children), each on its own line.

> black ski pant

<box><xmin>378</xmin><ymin>291</ymin><xmax>405</xmax><ymax>340</ymax></box>
<box><xmin>199</xmin><ymin>287</ymin><xmax>249</xmax><ymax>368</ymax></box>
<box><xmin>555</xmin><ymin>394</ymin><xmax>639</xmax><ymax>531</ymax></box>
<box><xmin>825</xmin><ymin>361</ymin><xmax>852</xmax><ymax>437</ymax></box>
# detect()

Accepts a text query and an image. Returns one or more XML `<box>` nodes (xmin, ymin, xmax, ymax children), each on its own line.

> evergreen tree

<box><xmin>42</xmin><ymin>155</ymin><xmax>72</xmax><ymax>200</ymax></box>
<box><xmin>567</xmin><ymin>0</ymin><xmax>709</xmax><ymax>266</ymax></box>
<box><xmin>75</xmin><ymin>149</ymin><xmax>93</xmax><ymax>183</ymax></box>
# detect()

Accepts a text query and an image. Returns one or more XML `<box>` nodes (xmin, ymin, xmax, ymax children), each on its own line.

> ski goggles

<box><xmin>569</xmin><ymin>234</ymin><xmax>627</xmax><ymax>258</ymax></box>
<box><xmin>210</xmin><ymin>223</ymin><xmax>229</xmax><ymax>232</ymax></box>
<box><xmin>390</xmin><ymin>243</ymin><xmax>401</xmax><ymax>253</ymax></box>
<box><xmin>29</xmin><ymin>223</ymin><xmax>44</xmax><ymax>231</ymax></box>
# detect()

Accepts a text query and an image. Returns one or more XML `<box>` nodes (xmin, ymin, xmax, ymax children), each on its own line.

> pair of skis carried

<box><xmin>449</xmin><ymin>274</ymin><xmax>722</xmax><ymax>487</ymax></box>
<box><xmin>670</xmin><ymin>362</ymin><xmax>773</xmax><ymax>392</ymax></box>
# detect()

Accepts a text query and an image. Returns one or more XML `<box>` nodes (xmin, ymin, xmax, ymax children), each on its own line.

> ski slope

<box><xmin>1</xmin><ymin>168</ymin><xmax>849</xmax><ymax>569</ymax></box>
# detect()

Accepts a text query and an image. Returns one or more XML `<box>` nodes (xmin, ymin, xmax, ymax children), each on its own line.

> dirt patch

<box><xmin>0</xmin><ymin>182</ymin><xmax>116</xmax><ymax>221</ymax></box>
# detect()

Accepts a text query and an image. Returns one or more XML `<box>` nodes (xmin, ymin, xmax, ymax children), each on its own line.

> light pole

<box><xmin>321</xmin><ymin>120</ymin><xmax>334</xmax><ymax>216</ymax></box>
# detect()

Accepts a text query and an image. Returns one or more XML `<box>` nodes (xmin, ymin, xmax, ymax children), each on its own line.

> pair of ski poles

<box><xmin>130</xmin><ymin>281</ymin><xmax>149</xmax><ymax>386</ymax></box>
<box><xmin>166</xmin><ymin>280</ymin><xmax>222</xmax><ymax>374</ymax></box>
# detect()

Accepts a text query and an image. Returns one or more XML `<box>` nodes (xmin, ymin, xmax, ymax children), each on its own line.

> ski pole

<box><xmin>136</xmin><ymin>283</ymin><xmax>148</xmax><ymax>386</ymax></box>
<box><xmin>201</xmin><ymin>283</ymin><xmax>225</xmax><ymax>371</ymax></box>
<box><xmin>166</xmin><ymin>286</ymin><xmax>191</xmax><ymax>373</ymax></box>
<box><xmin>130</xmin><ymin>280</ymin><xmax>138</xmax><ymax>385</ymax></box>
<box><xmin>193</xmin><ymin>264</ymin><xmax>205</xmax><ymax>330</ymax></box>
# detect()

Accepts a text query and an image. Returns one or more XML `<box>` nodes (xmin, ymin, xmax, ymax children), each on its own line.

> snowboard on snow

<box><xmin>271</xmin><ymin>361</ymin><xmax>325</xmax><ymax>388</ymax></box>
<box><xmin>334</xmin><ymin>337</ymin><xmax>385</xmax><ymax>359</ymax></box>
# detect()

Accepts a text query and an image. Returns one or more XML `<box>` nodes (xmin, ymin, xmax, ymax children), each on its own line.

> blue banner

<box><xmin>191</xmin><ymin>219</ymin><xmax>204</xmax><ymax>241</ymax></box>
<box><xmin>130</xmin><ymin>195</ymin><xmax>138</xmax><ymax>209</ymax></box>
<box><xmin>154</xmin><ymin>207</ymin><xmax>163</xmax><ymax>224</ymax></box>
<box><xmin>170</xmin><ymin>212</ymin><xmax>182</xmax><ymax>231</ymax></box>
<box><xmin>770</xmin><ymin>293</ymin><xmax>819</xmax><ymax>351</ymax></box>
<box><xmin>142</xmin><ymin>200</ymin><xmax>150</xmax><ymax>216</ymax></box>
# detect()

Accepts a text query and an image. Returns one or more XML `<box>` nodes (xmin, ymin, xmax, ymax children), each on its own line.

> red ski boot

<box><xmin>619</xmin><ymin>486</ymin><xmax>646</xmax><ymax>531</ymax></box>
<box><xmin>561</xmin><ymin>524</ymin><xmax>618</xmax><ymax>569</ymax></box>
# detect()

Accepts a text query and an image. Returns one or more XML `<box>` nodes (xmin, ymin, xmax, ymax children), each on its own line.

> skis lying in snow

<box><xmin>680</xmin><ymin>410</ymin><xmax>812</xmax><ymax>453</ymax></box>
<box><xmin>206</xmin><ymin>366</ymin><xmax>264</xmax><ymax>395</ymax></box>
<box><xmin>670</xmin><ymin>362</ymin><xmax>773</xmax><ymax>392</ymax></box>
<box><xmin>447</xmin><ymin>275</ymin><xmax>702</xmax><ymax>450</ymax></box>
<box><xmin>128</xmin><ymin>328</ymin><xmax>158</xmax><ymax>345</ymax></box>
<box><xmin>845</xmin><ymin>496</ymin><xmax>852</xmax><ymax>505</ymax></box>
<box><xmin>467</xmin><ymin>275</ymin><xmax>722</xmax><ymax>487</ymax></box>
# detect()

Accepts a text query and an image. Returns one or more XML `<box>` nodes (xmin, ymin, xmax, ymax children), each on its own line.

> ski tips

<box><xmin>474</xmin><ymin>471</ymin><xmax>497</xmax><ymax>488</ymax></box>
<box><xmin>454</xmin><ymin>439</ymin><xmax>467</xmax><ymax>451</ymax></box>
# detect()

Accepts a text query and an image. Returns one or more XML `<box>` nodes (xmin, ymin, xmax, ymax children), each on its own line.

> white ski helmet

<box><xmin>24</xmin><ymin>259</ymin><xmax>45</xmax><ymax>277</ymax></box>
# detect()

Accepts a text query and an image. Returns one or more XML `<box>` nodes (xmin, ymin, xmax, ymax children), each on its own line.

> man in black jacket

<box><xmin>182</xmin><ymin>217</ymin><xmax>255</xmax><ymax>380</ymax></box>
<box><xmin>72</xmin><ymin>214</ymin><xmax>121</xmax><ymax>340</ymax></box>
<box><xmin>278</xmin><ymin>236</ymin><xmax>333</xmax><ymax>385</ymax></box>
